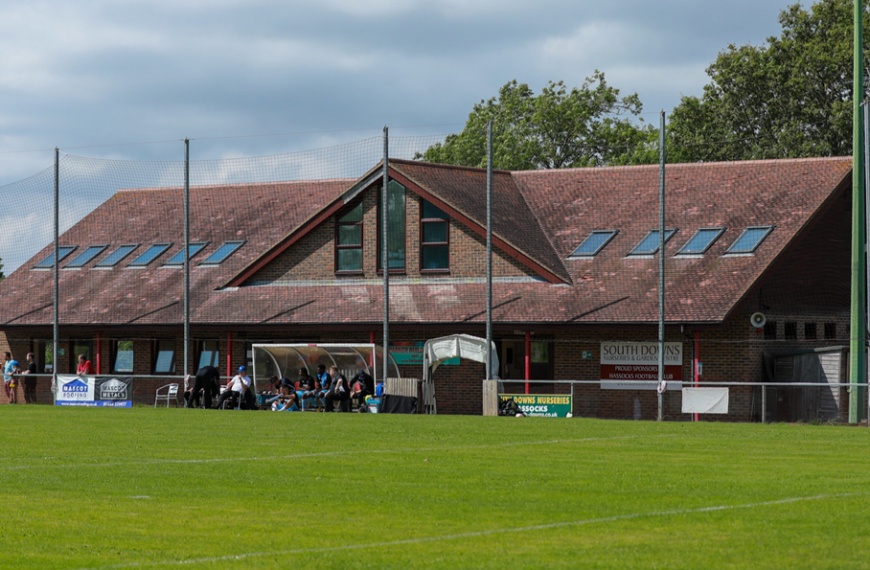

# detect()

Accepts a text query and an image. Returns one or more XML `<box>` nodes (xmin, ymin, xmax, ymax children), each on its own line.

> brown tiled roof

<box><xmin>0</xmin><ymin>179</ymin><xmax>352</xmax><ymax>326</ymax></box>
<box><xmin>0</xmin><ymin>157</ymin><xmax>852</xmax><ymax>328</ymax></box>
<box><xmin>388</xmin><ymin>159</ymin><xmax>571</xmax><ymax>283</ymax></box>
<box><xmin>513</xmin><ymin>157</ymin><xmax>852</xmax><ymax>322</ymax></box>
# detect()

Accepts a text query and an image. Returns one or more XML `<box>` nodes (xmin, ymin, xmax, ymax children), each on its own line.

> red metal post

<box><xmin>525</xmin><ymin>331</ymin><xmax>531</xmax><ymax>394</ymax></box>
<box><xmin>226</xmin><ymin>331</ymin><xmax>233</xmax><ymax>381</ymax></box>
<box><xmin>96</xmin><ymin>332</ymin><xmax>102</xmax><ymax>374</ymax></box>
<box><xmin>694</xmin><ymin>331</ymin><xmax>701</xmax><ymax>422</ymax></box>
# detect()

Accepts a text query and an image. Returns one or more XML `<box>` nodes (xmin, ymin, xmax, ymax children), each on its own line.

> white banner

<box><xmin>681</xmin><ymin>387</ymin><xmax>729</xmax><ymax>414</ymax></box>
<box><xmin>600</xmin><ymin>342</ymin><xmax>683</xmax><ymax>389</ymax></box>
<box><xmin>56</xmin><ymin>375</ymin><xmax>95</xmax><ymax>405</ymax></box>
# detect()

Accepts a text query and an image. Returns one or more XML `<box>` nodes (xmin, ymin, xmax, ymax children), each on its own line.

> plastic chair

<box><xmin>154</xmin><ymin>383</ymin><xmax>180</xmax><ymax>407</ymax></box>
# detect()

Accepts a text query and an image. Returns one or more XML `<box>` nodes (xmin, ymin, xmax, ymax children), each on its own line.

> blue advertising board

<box><xmin>55</xmin><ymin>375</ymin><xmax>133</xmax><ymax>407</ymax></box>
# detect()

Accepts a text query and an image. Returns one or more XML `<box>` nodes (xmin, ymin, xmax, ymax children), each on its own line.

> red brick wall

<box><xmin>254</xmin><ymin>190</ymin><xmax>535</xmax><ymax>283</ymax></box>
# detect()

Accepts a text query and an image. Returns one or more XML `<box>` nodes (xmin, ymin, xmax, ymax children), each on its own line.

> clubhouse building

<box><xmin>0</xmin><ymin>157</ymin><xmax>855</xmax><ymax>420</ymax></box>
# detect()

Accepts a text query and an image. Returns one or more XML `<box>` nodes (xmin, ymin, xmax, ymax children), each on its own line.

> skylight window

<box><xmin>33</xmin><ymin>246</ymin><xmax>76</xmax><ymax>269</ymax></box>
<box><xmin>96</xmin><ymin>244</ymin><xmax>139</xmax><ymax>268</ymax></box>
<box><xmin>64</xmin><ymin>245</ymin><xmax>108</xmax><ymax>268</ymax></box>
<box><xmin>628</xmin><ymin>229</ymin><xmax>677</xmax><ymax>256</ymax></box>
<box><xmin>726</xmin><ymin>226</ymin><xmax>773</xmax><ymax>254</ymax></box>
<box><xmin>163</xmin><ymin>242</ymin><xmax>208</xmax><ymax>266</ymax></box>
<box><xmin>127</xmin><ymin>243</ymin><xmax>172</xmax><ymax>267</ymax></box>
<box><xmin>199</xmin><ymin>241</ymin><xmax>245</xmax><ymax>265</ymax></box>
<box><xmin>677</xmin><ymin>228</ymin><xmax>725</xmax><ymax>255</ymax></box>
<box><xmin>570</xmin><ymin>230</ymin><xmax>618</xmax><ymax>257</ymax></box>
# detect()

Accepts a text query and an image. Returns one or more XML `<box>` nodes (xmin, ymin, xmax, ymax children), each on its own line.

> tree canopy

<box><xmin>667</xmin><ymin>0</ymin><xmax>869</xmax><ymax>162</ymax></box>
<box><xmin>418</xmin><ymin>72</ymin><xmax>657</xmax><ymax>170</ymax></box>
<box><xmin>421</xmin><ymin>0</ymin><xmax>870</xmax><ymax>169</ymax></box>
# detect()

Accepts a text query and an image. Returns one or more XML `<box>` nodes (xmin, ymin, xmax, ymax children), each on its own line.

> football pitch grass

<box><xmin>1</xmin><ymin>407</ymin><xmax>868</xmax><ymax>569</ymax></box>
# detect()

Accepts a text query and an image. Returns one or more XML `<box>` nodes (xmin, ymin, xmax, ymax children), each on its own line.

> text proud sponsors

<box><xmin>600</xmin><ymin>342</ymin><xmax>683</xmax><ymax>389</ymax></box>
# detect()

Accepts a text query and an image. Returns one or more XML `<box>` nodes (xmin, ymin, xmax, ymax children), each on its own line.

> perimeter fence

<box><xmin>495</xmin><ymin>379</ymin><xmax>870</xmax><ymax>424</ymax></box>
<box><xmin>0</xmin><ymin>128</ymin><xmax>863</xmax><ymax>420</ymax></box>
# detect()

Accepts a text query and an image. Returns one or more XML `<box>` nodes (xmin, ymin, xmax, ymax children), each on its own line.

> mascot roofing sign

<box><xmin>56</xmin><ymin>375</ymin><xmax>132</xmax><ymax>407</ymax></box>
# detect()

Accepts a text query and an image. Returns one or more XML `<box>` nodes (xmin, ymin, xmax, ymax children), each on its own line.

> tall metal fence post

<box><xmin>485</xmin><ymin>121</ymin><xmax>493</xmax><ymax>381</ymax></box>
<box><xmin>52</xmin><ymin>148</ymin><xmax>59</xmax><ymax>396</ymax></box>
<box><xmin>761</xmin><ymin>384</ymin><xmax>766</xmax><ymax>424</ymax></box>
<box><xmin>657</xmin><ymin>111</ymin><xmax>666</xmax><ymax>422</ymax></box>
<box><xmin>849</xmin><ymin>0</ymin><xmax>866</xmax><ymax>424</ymax></box>
<box><xmin>864</xmin><ymin>100</ymin><xmax>870</xmax><ymax>427</ymax></box>
<box><xmin>183</xmin><ymin>138</ymin><xmax>190</xmax><ymax>380</ymax></box>
<box><xmin>382</xmin><ymin>127</ymin><xmax>389</xmax><ymax>387</ymax></box>
<box><xmin>570</xmin><ymin>381</ymin><xmax>575</xmax><ymax>416</ymax></box>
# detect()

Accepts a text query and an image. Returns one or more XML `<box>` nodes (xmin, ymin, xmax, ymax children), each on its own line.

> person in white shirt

<box><xmin>216</xmin><ymin>365</ymin><xmax>253</xmax><ymax>409</ymax></box>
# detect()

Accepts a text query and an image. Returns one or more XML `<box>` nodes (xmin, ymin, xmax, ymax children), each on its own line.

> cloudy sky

<box><xmin>0</xmin><ymin>0</ymin><xmax>799</xmax><ymax>272</ymax></box>
<box><xmin>0</xmin><ymin>0</ymin><xmax>795</xmax><ymax>181</ymax></box>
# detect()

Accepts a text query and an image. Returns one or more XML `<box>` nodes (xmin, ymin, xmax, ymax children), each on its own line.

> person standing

<box><xmin>3</xmin><ymin>353</ymin><xmax>18</xmax><ymax>404</ymax></box>
<box><xmin>76</xmin><ymin>354</ymin><xmax>94</xmax><ymax>375</ymax></box>
<box><xmin>22</xmin><ymin>352</ymin><xmax>37</xmax><ymax>404</ymax></box>
<box><xmin>187</xmin><ymin>365</ymin><xmax>221</xmax><ymax>409</ymax></box>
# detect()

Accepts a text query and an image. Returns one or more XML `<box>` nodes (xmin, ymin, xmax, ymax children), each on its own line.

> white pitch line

<box><xmin>79</xmin><ymin>492</ymin><xmax>864</xmax><ymax>570</ymax></box>
<box><xmin>0</xmin><ymin>433</ymin><xmax>675</xmax><ymax>472</ymax></box>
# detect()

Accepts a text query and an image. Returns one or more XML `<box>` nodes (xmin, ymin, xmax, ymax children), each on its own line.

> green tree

<box><xmin>668</xmin><ymin>0</ymin><xmax>869</xmax><ymax>162</ymax></box>
<box><xmin>418</xmin><ymin>72</ymin><xmax>658</xmax><ymax>170</ymax></box>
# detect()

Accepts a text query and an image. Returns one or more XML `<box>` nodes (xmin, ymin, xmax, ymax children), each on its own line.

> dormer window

<box><xmin>570</xmin><ymin>230</ymin><xmax>618</xmax><ymax>257</ymax></box>
<box><xmin>128</xmin><ymin>243</ymin><xmax>172</xmax><ymax>267</ymax></box>
<box><xmin>33</xmin><ymin>246</ymin><xmax>76</xmax><ymax>269</ymax></box>
<box><xmin>163</xmin><ymin>243</ymin><xmax>208</xmax><ymax>266</ymax></box>
<box><xmin>677</xmin><ymin>228</ymin><xmax>724</xmax><ymax>255</ymax></box>
<box><xmin>200</xmin><ymin>241</ymin><xmax>245</xmax><ymax>265</ymax></box>
<box><xmin>96</xmin><ymin>244</ymin><xmax>139</xmax><ymax>268</ymax></box>
<box><xmin>726</xmin><ymin>226</ymin><xmax>773</xmax><ymax>254</ymax></box>
<box><xmin>64</xmin><ymin>245</ymin><xmax>108</xmax><ymax>268</ymax></box>
<box><xmin>628</xmin><ymin>229</ymin><xmax>676</xmax><ymax>256</ymax></box>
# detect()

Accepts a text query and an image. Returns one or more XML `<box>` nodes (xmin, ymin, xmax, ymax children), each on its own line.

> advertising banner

<box><xmin>56</xmin><ymin>375</ymin><xmax>133</xmax><ymax>407</ymax></box>
<box><xmin>600</xmin><ymin>342</ymin><xmax>683</xmax><ymax>390</ymax></box>
<box><xmin>499</xmin><ymin>394</ymin><xmax>572</xmax><ymax>417</ymax></box>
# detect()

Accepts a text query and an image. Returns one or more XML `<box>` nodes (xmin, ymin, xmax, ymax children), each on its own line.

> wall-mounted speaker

<box><xmin>750</xmin><ymin>312</ymin><xmax>767</xmax><ymax>328</ymax></box>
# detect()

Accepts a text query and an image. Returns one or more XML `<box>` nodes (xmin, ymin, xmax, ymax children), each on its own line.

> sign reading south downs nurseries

<box><xmin>600</xmin><ymin>342</ymin><xmax>683</xmax><ymax>390</ymax></box>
